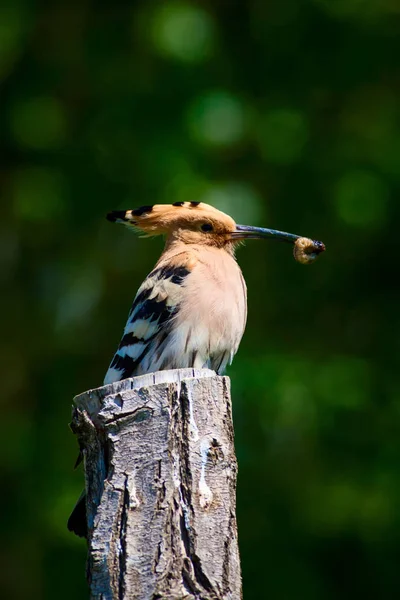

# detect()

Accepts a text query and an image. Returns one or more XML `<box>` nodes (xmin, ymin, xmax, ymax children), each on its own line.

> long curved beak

<box><xmin>232</xmin><ymin>224</ymin><xmax>300</xmax><ymax>244</ymax></box>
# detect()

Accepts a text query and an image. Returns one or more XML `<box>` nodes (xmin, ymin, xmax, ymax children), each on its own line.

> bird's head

<box><xmin>107</xmin><ymin>201</ymin><xmax>325</xmax><ymax>263</ymax></box>
<box><xmin>107</xmin><ymin>201</ymin><xmax>237</xmax><ymax>248</ymax></box>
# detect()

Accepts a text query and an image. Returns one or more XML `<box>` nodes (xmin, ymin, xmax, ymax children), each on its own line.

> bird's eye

<box><xmin>200</xmin><ymin>223</ymin><xmax>214</xmax><ymax>233</ymax></box>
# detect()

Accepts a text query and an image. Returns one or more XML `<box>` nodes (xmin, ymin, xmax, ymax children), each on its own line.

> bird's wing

<box><xmin>104</xmin><ymin>261</ymin><xmax>192</xmax><ymax>384</ymax></box>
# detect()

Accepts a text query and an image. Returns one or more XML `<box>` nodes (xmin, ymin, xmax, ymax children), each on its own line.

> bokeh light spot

<box><xmin>257</xmin><ymin>108</ymin><xmax>309</xmax><ymax>164</ymax></box>
<box><xmin>335</xmin><ymin>169</ymin><xmax>388</xmax><ymax>228</ymax></box>
<box><xmin>311</xmin><ymin>481</ymin><xmax>360</xmax><ymax>533</ymax></box>
<box><xmin>151</xmin><ymin>3</ymin><xmax>215</xmax><ymax>63</ymax></box>
<box><xmin>358</xmin><ymin>488</ymin><xmax>394</xmax><ymax>540</ymax></box>
<box><xmin>164</xmin><ymin>171</ymin><xmax>210</xmax><ymax>205</ymax></box>
<box><xmin>13</xmin><ymin>167</ymin><xmax>67</xmax><ymax>221</ymax></box>
<box><xmin>56</xmin><ymin>266</ymin><xmax>104</xmax><ymax>330</ymax></box>
<box><xmin>187</xmin><ymin>91</ymin><xmax>246</xmax><ymax>147</ymax></box>
<box><xmin>200</xmin><ymin>182</ymin><xmax>263</xmax><ymax>224</ymax></box>
<box><xmin>10</xmin><ymin>96</ymin><xmax>67</xmax><ymax>150</ymax></box>
<box><xmin>315</xmin><ymin>356</ymin><xmax>371</xmax><ymax>408</ymax></box>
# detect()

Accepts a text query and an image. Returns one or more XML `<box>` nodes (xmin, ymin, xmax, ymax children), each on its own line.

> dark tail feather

<box><xmin>74</xmin><ymin>451</ymin><xmax>83</xmax><ymax>469</ymax></box>
<box><xmin>67</xmin><ymin>491</ymin><xmax>87</xmax><ymax>538</ymax></box>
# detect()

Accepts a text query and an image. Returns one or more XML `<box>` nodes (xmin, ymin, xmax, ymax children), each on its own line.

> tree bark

<box><xmin>70</xmin><ymin>368</ymin><xmax>242</xmax><ymax>600</ymax></box>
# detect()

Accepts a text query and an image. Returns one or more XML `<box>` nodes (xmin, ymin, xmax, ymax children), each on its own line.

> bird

<box><xmin>103</xmin><ymin>201</ymin><xmax>325</xmax><ymax>385</ymax></box>
<box><xmin>68</xmin><ymin>201</ymin><xmax>325</xmax><ymax>537</ymax></box>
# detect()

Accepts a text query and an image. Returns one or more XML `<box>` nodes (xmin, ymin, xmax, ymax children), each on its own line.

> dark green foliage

<box><xmin>1</xmin><ymin>1</ymin><xmax>400</xmax><ymax>598</ymax></box>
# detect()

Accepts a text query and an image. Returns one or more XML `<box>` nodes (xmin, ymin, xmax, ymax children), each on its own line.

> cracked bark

<box><xmin>70</xmin><ymin>368</ymin><xmax>242</xmax><ymax>600</ymax></box>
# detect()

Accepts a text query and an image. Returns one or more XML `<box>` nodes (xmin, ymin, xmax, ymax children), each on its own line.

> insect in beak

<box><xmin>231</xmin><ymin>225</ymin><xmax>326</xmax><ymax>265</ymax></box>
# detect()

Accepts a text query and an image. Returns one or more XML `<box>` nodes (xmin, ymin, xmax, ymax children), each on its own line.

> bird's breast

<box><xmin>104</xmin><ymin>243</ymin><xmax>248</xmax><ymax>383</ymax></box>
<box><xmin>176</xmin><ymin>247</ymin><xmax>247</xmax><ymax>358</ymax></box>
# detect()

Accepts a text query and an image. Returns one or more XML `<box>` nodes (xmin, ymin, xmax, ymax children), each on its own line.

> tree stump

<box><xmin>70</xmin><ymin>368</ymin><xmax>242</xmax><ymax>600</ymax></box>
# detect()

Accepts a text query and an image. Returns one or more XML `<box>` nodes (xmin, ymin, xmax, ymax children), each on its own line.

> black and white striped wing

<box><xmin>104</xmin><ymin>265</ymin><xmax>190</xmax><ymax>384</ymax></box>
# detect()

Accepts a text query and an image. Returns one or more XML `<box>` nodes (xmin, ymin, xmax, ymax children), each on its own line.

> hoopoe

<box><xmin>68</xmin><ymin>201</ymin><xmax>324</xmax><ymax>537</ymax></box>
<box><xmin>104</xmin><ymin>201</ymin><xmax>325</xmax><ymax>384</ymax></box>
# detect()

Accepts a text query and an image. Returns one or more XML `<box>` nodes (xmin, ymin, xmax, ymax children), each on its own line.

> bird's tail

<box><xmin>67</xmin><ymin>490</ymin><xmax>87</xmax><ymax>538</ymax></box>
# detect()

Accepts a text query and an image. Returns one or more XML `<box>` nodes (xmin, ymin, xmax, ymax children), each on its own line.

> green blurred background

<box><xmin>2</xmin><ymin>1</ymin><xmax>400</xmax><ymax>598</ymax></box>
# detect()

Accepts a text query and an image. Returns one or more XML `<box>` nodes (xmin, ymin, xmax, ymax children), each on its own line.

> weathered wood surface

<box><xmin>71</xmin><ymin>368</ymin><xmax>242</xmax><ymax>600</ymax></box>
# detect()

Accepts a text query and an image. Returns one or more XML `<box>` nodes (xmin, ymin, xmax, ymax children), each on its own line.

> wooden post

<box><xmin>70</xmin><ymin>368</ymin><xmax>242</xmax><ymax>600</ymax></box>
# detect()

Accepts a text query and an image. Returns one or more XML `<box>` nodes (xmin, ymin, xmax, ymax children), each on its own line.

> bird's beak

<box><xmin>232</xmin><ymin>224</ymin><xmax>300</xmax><ymax>243</ymax></box>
